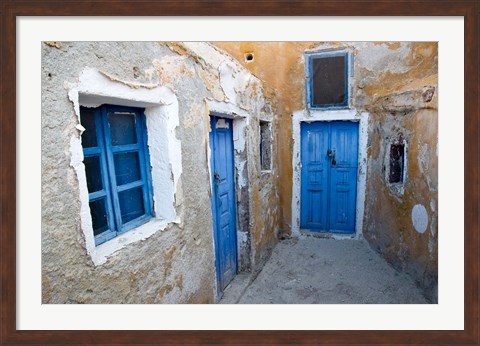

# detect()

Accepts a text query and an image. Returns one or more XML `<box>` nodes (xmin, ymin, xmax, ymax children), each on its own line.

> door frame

<box><xmin>291</xmin><ymin>109</ymin><xmax>369</xmax><ymax>238</ymax></box>
<box><xmin>206</xmin><ymin>101</ymin><xmax>251</xmax><ymax>299</ymax></box>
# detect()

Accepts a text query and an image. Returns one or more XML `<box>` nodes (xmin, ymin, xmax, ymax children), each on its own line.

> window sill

<box><xmin>307</xmin><ymin>105</ymin><xmax>351</xmax><ymax>111</ymax></box>
<box><xmin>89</xmin><ymin>217</ymin><xmax>180</xmax><ymax>266</ymax></box>
<box><xmin>387</xmin><ymin>183</ymin><xmax>405</xmax><ymax>197</ymax></box>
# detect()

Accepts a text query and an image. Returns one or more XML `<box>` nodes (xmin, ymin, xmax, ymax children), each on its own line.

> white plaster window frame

<box><xmin>385</xmin><ymin>138</ymin><xmax>408</xmax><ymax>196</ymax></box>
<box><xmin>68</xmin><ymin>68</ymin><xmax>182</xmax><ymax>266</ymax></box>
<box><xmin>291</xmin><ymin>109</ymin><xmax>369</xmax><ymax>239</ymax></box>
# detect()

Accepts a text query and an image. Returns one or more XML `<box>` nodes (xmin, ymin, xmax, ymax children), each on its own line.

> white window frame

<box><xmin>69</xmin><ymin>68</ymin><xmax>182</xmax><ymax>265</ymax></box>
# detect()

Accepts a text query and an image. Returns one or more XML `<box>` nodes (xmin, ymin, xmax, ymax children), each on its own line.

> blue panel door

<box><xmin>209</xmin><ymin>116</ymin><xmax>238</xmax><ymax>292</ymax></box>
<box><xmin>300</xmin><ymin>121</ymin><xmax>359</xmax><ymax>233</ymax></box>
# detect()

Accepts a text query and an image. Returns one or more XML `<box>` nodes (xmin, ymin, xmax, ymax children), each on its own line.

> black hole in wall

<box><xmin>133</xmin><ymin>66</ymin><xmax>140</xmax><ymax>79</ymax></box>
<box><xmin>389</xmin><ymin>144</ymin><xmax>405</xmax><ymax>184</ymax></box>
<box><xmin>245</xmin><ymin>53</ymin><xmax>254</xmax><ymax>62</ymax></box>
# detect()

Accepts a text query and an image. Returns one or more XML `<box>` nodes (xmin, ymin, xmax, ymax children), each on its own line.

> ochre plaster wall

<box><xmin>214</xmin><ymin>42</ymin><xmax>438</xmax><ymax>301</ymax></box>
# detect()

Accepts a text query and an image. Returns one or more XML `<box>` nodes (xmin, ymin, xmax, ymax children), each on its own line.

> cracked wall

<box><xmin>215</xmin><ymin>42</ymin><xmax>438</xmax><ymax>302</ymax></box>
<box><xmin>42</xmin><ymin>42</ymin><xmax>279</xmax><ymax>303</ymax></box>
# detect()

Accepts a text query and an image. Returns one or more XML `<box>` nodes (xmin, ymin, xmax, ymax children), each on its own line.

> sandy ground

<box><xmin>221</xmin><ymin>235</ymin><xmax>429</xmax><ymax>304</ymax></box>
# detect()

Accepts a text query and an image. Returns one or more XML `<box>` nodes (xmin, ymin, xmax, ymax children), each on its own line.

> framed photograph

<box><xmin>1</xmin><ymin>1</ymin><xmax>478</xmax><ymax>345</ymax></box>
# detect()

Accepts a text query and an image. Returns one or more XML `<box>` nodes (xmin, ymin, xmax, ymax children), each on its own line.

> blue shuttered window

<box><xmin>305</xmin><ymin>50</ymin><xmax>352</xmax><ymax>110</ymax></box>
<box><xmin>80</xmin><ymin>105</ymin><xmax>153</xmax><ymax>246</ymax></box>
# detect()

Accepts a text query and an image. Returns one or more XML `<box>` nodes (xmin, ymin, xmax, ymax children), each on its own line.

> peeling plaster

<box><xmin>354</xmin><ymin>42</ymin><xmax>412</xmax><ymax>74</ymax></box>
<box><xmin>68</xmin><ymin>67</ymin><xmax>169</xmax><ymax>118</ymax></box>
<box><xmin>152</xmin><ymin>56</ymin><xmax>195</xmax><ymax>85</ymax></box>
<box><xmin>219</xmin><ymin>61</ymin><xmax>238</xmax><ymax>102</ymax></box>
<box><xmin>183</xmin><ymin>42</ymin><xmax>233</xmax><ymax>70</ymax></box>
<box><xmin>207</xmin><ymin>99</ymin><xmax>250</xmax><ymax>124</ymax></box>
<box><xmin>236</xmin><ymin>160</ymin><xmax>248</xmax><ymax>188</ymax></box>
<box><xmin>182</xmin><ymin>42</ymin><xmax>260</xmax><ymax>110</ymax></box>
<box><xmin>417</xmin><ymin>143</ymin><xmax>429</xmax><ymax>174</ymax></box>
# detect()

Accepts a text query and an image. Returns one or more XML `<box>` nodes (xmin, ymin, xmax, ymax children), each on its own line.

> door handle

<box><xmin>214</xmin><ymin>172</ymin><xmax>221</xmax><ymax>184</ymax></box>
<box><xmin>327</xmin><ymin>149</ymin><xmax>336</xmax><ymax>166</ymax></box>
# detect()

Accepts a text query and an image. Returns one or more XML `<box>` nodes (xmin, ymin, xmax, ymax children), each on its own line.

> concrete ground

<box><xmin>220</xmin><ymin>235</ymin><xmax>429</xmax><ymax>304</ymax></box>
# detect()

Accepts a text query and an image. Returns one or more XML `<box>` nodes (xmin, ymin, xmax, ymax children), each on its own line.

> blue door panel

<box><xmin>300</xmin><ymin>121</ymin><xmax>358</xmax><ymax>233</ymax></box>
<box><xmin>329</xmin><ymin>122</ymin><xmax>358</xmax><ymax>232</ymax></box>
<box><xmin>300</xmin><ymin>123</ymin><xmax>329</xmax><ymax>229</ymax></box>
<box><xmin>209</xmin><ymin>116</ymin><xmax>238</xmax><ymax>292</ymax></box>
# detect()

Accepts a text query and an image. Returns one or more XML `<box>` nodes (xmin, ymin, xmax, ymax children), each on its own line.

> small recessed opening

<box><xmin>389</xmin><ymin>143</ymin><xmax>405</xmax><ymax>184</ymax></box>
<box><xmin>245</xmin><ymin>53</ymin><xmax>254</xmax><ymax>63</ymax></box>
<box><xmin>260</xmin><ymin>121</ymin><xmax>272</xmax><ymax>171</ymax></box>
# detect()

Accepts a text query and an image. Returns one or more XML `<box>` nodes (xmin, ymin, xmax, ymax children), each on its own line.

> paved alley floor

<box><xmin>221</xmin><ymin>235</ymin><xmax>429</xmax><ymax>304</ymax></box>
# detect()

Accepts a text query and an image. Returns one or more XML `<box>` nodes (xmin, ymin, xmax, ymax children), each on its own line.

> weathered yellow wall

<box><xmin>214</xmin><ymin>42</ymin><xmax>315</xmax><ymax>231</ymax></box>
<box><xmin>213</xmin><ymin>42</ymin><xmax>438</xmax><ymax>301</ymax></box>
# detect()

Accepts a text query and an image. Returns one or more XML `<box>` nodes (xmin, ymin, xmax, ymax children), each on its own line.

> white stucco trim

<box><xmin>291</xmin><ymin>109</ymin><xmax>369</xmax><ymax>238</ymax></box>
<box><xmin>206</xmin><ymin>99</ymin><xmax>249</xmax><ymax>188</ymax></box>
<box><xmin>207</xmin><ymin>99</ymin><xmax>250</xmax><ymax>123</ymax></box>
<box><xmin>68</xmin><ymin>68</ymin><xmax>182</xmax><ymax>266</ymax></box>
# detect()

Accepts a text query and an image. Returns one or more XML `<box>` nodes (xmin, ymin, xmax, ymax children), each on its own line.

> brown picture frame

<box><xmin>1</xmin><ymin>1</ymin><xmax>478</xmax><ymax>345</ymax></box>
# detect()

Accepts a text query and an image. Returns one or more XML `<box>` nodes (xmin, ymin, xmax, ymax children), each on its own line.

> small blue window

<box><xmin>306</xmin><ymin>50</ymin><xmax>351</xmax><ymax>110</ymax></box>
<box><xmin>80</xmin><ymin>105</ymin><xmax>153</xmax><ymax>246</ymax></box>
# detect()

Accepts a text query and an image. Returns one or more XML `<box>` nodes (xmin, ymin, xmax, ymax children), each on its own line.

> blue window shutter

<box><xmin>80</xmin><ymin>105</ymin><xmax>153</xmax><ymax>246</ymax></box>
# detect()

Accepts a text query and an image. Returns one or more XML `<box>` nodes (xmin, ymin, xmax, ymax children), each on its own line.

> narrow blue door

<box><xmin>209</xmin><ymin>116</ymin><xmax>238</xmax><ymax>292</ymax></box>
<box><xmin>300</xmin><ymin>121</ymin><xmax>358</xmax><ymax>233</ymax></box>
